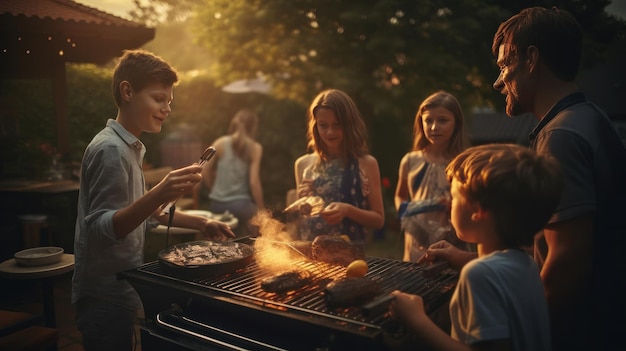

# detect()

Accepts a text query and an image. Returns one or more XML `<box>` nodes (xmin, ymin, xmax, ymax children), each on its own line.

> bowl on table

<box><xmin>14</xmin><ymin>247</ymin><xmax>64</xmax><ymax>267</ymax></box>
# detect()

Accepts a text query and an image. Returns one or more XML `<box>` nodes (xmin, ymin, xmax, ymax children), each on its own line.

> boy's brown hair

<box><xmin>111</xmin><ymin>49</ymin><xmax>179</xmax><ymax>108</ymax></box>
<box><xmin>446</xmin><ymin>143</ymin><xmax>563</xmax><ymax>247</ymax></box>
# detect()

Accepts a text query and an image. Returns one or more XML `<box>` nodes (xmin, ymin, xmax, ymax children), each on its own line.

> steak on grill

<box><xmin>325</xmin><ymin>276</ymin><xmax>380</xmax><ymax>308</ymax></box>
<box><xmin>311</xmin><ymin>235</ymin><xmax>366</xmax><ymax>266</ymax></box>
<box><xmin>260</xmin><ymin>270</ymin><xmax>312</xmax><ymax>293</ymax></box>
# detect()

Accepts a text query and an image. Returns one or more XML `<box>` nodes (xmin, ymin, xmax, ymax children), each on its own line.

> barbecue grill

<box><xmin>119</xmin><ymin>244</ymin><xmax>457</xmax><ymax>351</ymax></box>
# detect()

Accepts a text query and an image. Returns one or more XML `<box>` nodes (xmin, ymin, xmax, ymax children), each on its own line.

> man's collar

<box><xmin>528</xmin><ymin>92</ymin><xmax>586</xmax><ymax>142</ymax></box>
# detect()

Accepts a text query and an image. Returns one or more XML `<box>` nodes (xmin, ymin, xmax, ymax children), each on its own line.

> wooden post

<box><xmin>51</xmin><ymin>59</ymin><xmax>68</xmax><ymax>155</ymax></box>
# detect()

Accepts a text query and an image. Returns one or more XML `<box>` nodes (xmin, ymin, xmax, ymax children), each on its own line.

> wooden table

<box><xmin>0</xmin><ymin>180</ymin><xmax>79</xmax><ymax>194</ymax></box>
<box><xmin>0</xmin><ymin>254</ymin><xmax>74</xmax><ymax>328</ymax></box>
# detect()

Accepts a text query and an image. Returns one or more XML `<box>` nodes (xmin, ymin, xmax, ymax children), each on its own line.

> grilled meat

<box><xmin>260</xmin><ymin>271</ymin><xmax>312</xmax><ymax>293</ymax></box>
<box><xmin>325</xmin><ymin>277</ymin><xmax>380</xmax><ymax>308</ymax></box>
<box><xmin>311</xmin><ymin>235</ymin><xmax>366</xmax><ymax>266</ymax></box>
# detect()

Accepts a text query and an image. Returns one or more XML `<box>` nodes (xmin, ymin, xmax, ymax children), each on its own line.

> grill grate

<box><xmin>134</xmin><ymin>256</ymin><xmax>457</xmax><ymax>328</ymax></box>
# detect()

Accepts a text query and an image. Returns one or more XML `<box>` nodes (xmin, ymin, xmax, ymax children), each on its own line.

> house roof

<box><xmin>0</xmin><ymin>0</ymin><xmax>156</xmax><ymax>154</ymax></box>
<box><xmin>0</xmin><ymin>0</ymin><xmax>155</xmax><ymax>77</ymax></box>
<box><xmin>0</xmin><ymin>0</ymin><xmax>143</xmax><ymax>27</ymax></box>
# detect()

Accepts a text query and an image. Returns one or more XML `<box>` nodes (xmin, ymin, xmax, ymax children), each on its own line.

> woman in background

<box><xmin>203</xmin><ymin>109</ymin><xmax>265</xmax><ymax>236</ymax></box>
<box><xmin>294</xmin><ymin>89</ymin><xmax>384</xmax><ymax>243</ymax></box>
<box><xmin>394</xmin><ymin>91</ymin><xmax>469</xmax><ymax>262</ymax></box>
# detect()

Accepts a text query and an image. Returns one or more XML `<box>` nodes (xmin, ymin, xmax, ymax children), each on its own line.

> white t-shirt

<box><xmin>449</xmin><ymin>249</ymin><xmax>551</xmax><ymax>351</ymax></box>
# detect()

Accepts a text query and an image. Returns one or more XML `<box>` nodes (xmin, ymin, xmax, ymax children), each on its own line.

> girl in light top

<box><xmin>394</xmin><ymin>91</ymin><xmax>469</xmax><ymax>262</ymax></box>
<box><xmin>203</xmin><ymin>109</ymin><xmax>265</xmax><ymax>236</ymax></box>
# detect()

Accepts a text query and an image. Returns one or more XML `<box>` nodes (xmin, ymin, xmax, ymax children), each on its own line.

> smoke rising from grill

<box><xmin>249</xmin><ymin>210</ymin><xmax>304</xmax><ymax>272</ymax></box>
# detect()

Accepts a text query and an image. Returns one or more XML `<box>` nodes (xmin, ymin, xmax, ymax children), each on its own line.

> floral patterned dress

<box><xmin>298</xmin><ymin>157</ymin><xmax>369</xmax><ymax>242</ymax></box>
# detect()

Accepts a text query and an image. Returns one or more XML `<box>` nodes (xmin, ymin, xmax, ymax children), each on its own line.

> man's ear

<box><xmin>526</xmin><ymin>45</ymin><xmax>540</xmax><ymax>74</ymax></box>
<box><xmin>120</xmin><ymin>81</ymin><xmax>132</xmax><ymax>101</ymax></box>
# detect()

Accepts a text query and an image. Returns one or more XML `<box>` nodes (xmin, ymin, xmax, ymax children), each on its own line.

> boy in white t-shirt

<box><xmin>390</xmin><ymin>143</ymin><xmax>562</xmax><ymax>351</ymax></box>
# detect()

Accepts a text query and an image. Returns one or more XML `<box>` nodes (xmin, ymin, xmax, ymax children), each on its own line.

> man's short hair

<box><xmin>492</xmin><ymin>6</ymin><xmax>582</xmax><ymax>82</ymax></box>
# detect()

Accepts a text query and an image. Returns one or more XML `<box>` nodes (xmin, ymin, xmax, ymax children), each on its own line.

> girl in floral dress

<box><xmin>293</xmin><ymin>89</ymin><xmax>384</xmax><ymax>244</ymax></box>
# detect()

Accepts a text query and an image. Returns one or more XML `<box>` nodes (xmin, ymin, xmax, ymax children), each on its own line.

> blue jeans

<box><xmin>75</xmin><ymin>297</ymin><xmax>137</xmax><ymax>351</ymax></box>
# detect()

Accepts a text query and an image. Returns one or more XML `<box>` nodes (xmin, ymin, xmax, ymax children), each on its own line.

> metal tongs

<box><xmin>164</xmin><ymin>146</ymin><xmax>216</xmax><ymax>248</ymax></box>
<box><xmin>250</xmin><ymin>237</ymin><xmax>327</xmax><ymax>273</ymax></box>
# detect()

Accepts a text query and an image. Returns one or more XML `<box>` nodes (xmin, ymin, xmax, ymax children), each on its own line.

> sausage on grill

<box><xmin>325</xmin><ymin>277</ymin><xmax>380</xmax><ymax>308</ymax></box>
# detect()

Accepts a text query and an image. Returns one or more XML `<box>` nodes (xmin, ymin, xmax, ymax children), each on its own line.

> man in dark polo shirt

<box><xmin>492</xmin><ymin>6</ymin><xmax>626</xmax><ymax>351</ymax></box>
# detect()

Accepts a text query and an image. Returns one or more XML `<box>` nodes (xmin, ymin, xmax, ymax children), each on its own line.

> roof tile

<box><xmin>0</xmin><ymin>0</ymin><xmax>144</xmax><ymax>27</ymax></box>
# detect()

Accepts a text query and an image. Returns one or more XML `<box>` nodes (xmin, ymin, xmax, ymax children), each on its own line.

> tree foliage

<box><xmin>191</xmin><ymin>0</ymin><xmax>504</xmax><ymax>108</ymax></box>
<box><xmin>184</xmin><ymin>0</ymin><xmax>622</xmax><ymax>182</ymax></box>
<box><xmin>137</xmin><ymin>0</ymin><xmax>624</xmax><ymax>111</ymax></box>
<box><xmin>124</xmin><ymin>0</ymin><xmax>624</xmax><ymax>209</ymax></box>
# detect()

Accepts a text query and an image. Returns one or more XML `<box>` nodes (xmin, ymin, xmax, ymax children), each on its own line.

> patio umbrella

<box><xmin>222</xmin><ymin>77</ymin><xmax>271</xmax><ymax>94</ymax></box>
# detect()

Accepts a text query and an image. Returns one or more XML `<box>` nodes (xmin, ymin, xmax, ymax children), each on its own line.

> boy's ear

<box><xmin>120</xmin><ymin>81</ymin><xmax>132</xmax><ymax>101</ymax></box>
<box><xmin>471</xmin><ymin>206</ymin><xmax>489</xmax><ymax>222</ymax></box>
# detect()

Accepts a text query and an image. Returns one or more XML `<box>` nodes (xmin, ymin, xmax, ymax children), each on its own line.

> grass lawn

<box><xmin>365</xmin><ymin>228</ymin><xmax>404</xmax><ymax>261</ymax></box>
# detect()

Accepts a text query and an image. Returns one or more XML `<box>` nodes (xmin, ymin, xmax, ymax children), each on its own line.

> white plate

<box><xmin>181</xmin><ymin>210</ymin><xmax>238</xmax><ymax>228</ymax></box>
<box><xmin>14</xmin><ymin>247</ymin><xmax>64</xmax><ymax>267</ymax></box>
<box><xmin>182</xmin><ymin>210</ymin><xmax>214</xmax><ymax>218</ymax></box>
